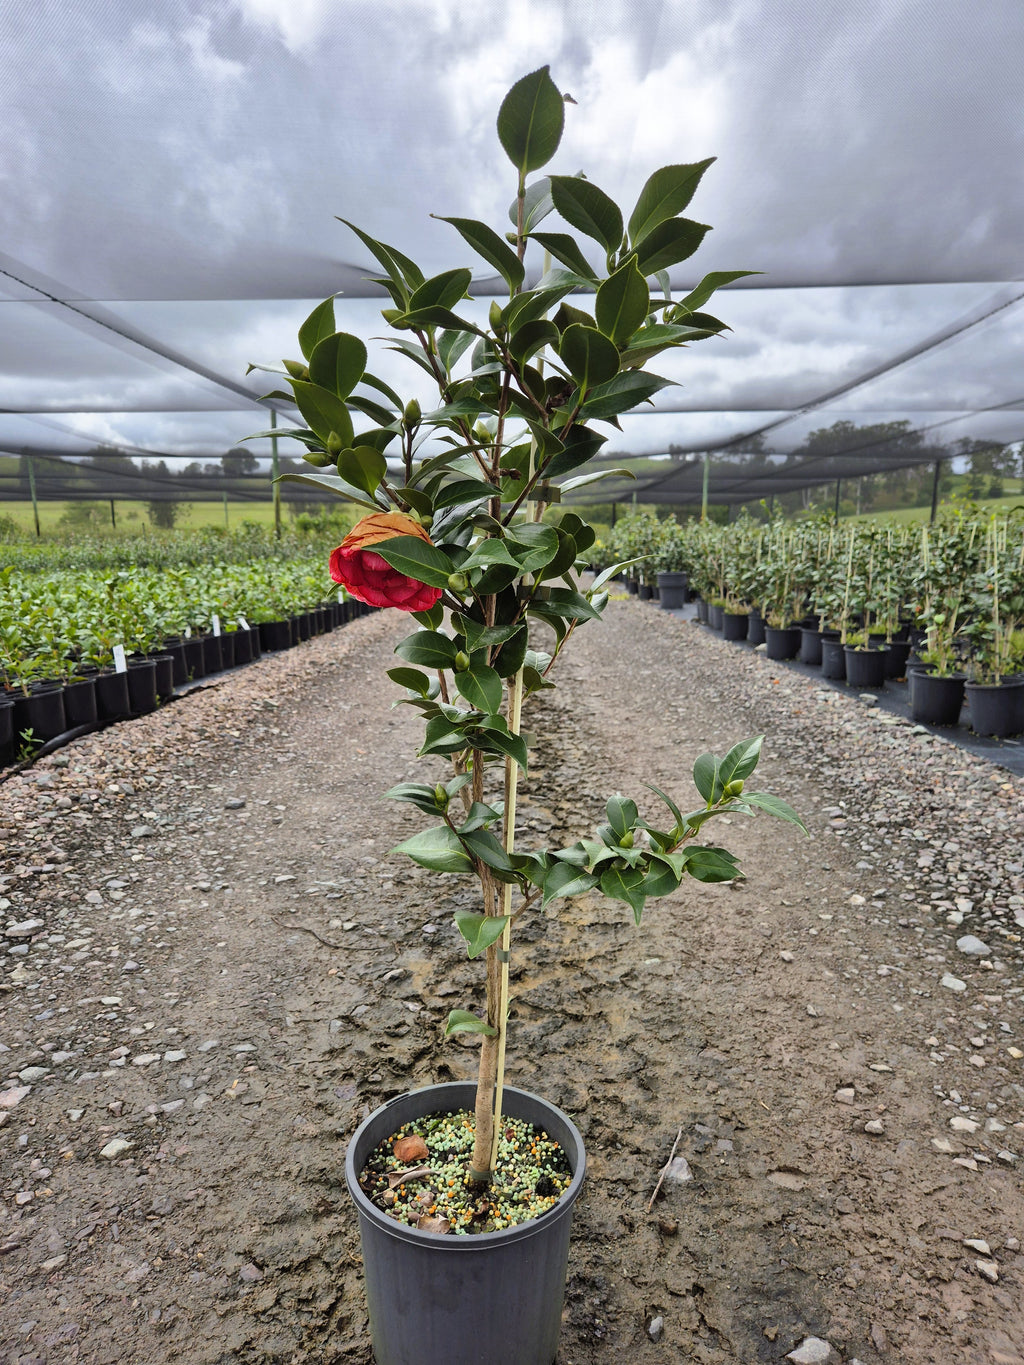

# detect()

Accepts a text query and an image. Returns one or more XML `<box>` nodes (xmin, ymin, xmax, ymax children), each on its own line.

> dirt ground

<box><xmin>1</xmin><ymin>600</ymin><xmax>1022</xmax><ymax>1365</ymax></box>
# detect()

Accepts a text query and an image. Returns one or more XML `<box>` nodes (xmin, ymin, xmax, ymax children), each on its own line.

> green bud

<box><xmin>404</xmin><ymin>397</ymin><xmax>421</xmax><ymax>427</ymax></box>
<box><xmin>381</xmin><ymin>308</ymin><xmax>406</xmax><ymax>326</ymax></box>
<box><xmin>448</xmin><ymin>571</ymin><xmax>470</xmax><ymax>594</ymax></box>
<box><xmin>434</xmin><ymin>783</ymin><xmax>448</xmax><ymax>807</ymax></box>
<box><xmin>283</xmin><ymin>358</ymin><xmax>309</xmax><ymax>380</ymax></box>
<box><xmin>454</xmin><ymin>651</ymin><xmax>471</xmax><ymax>672</ymax></box>
<box><xmin>326</xmin><ymin>431</ymin><xmax>344</xmax><ymax>456</ymax></box>
<box><xmin>302</xmin><ymin>449</ymin><xmax>333</xmax><ymax>468</ymax></box>
<box><xmin>723</xmin><ymin>779</ymin><xmax>744</xmax><ymax>797</ymax></box>
<box><xmin>488</xmin><ymin>300</ymin><xmax>505</xmax><ymax>336</ymax></box>
<box><xmin>619</xmin><ymin>829</ymin><xmax>634</xmax><ymax>849</ymax></box>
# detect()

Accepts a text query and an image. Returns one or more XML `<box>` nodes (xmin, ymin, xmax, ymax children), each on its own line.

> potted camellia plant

<box><xmin>250</xmin><ymin>68</ymin><xmax>805</xmax><ymax>1365</ymax></box>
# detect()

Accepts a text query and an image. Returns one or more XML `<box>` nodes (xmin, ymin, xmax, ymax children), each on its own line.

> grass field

<box><xmin>0</xmin><ymin>498</ymin><xmax>289</xmax><ymax>535</ymax></box>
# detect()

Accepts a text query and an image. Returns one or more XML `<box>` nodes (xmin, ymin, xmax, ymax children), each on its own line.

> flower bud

<box><xmin>447</xmin><ymin>571</ymin><xmax>469</xmax><ymax>594</ymax></box>
<box><xmin>327</xmin><ymin>430</ymin><xmax>344</xmax><ymax>455</ymax></box>
<box><xmin>434</xmin><ymin>783</ymin><xmax>448</xmax><ymax>807</ymax></box>
<box><xmin>619</xmin><ymin>829</ymin><xmax>634</xmax><ymax>848</ymax></box>
<box><xmin>283</xmin><ymin>358</ymin><xmax>309</xmax><ymax>380</ymax></box>
<box><xmin>489</xmin><ymin>300</ymin><xmax>505</xmax><ymax>336</ymax></box>
<box><xmin>454</xmin><ymin>651</ymin><xmax>471</xmax><ymax>672</ymax></box>
<box><xmin>404</xmin><ymin>398</ymin><xmax>421</xmax><ymax>427</ymax></box>
<box><xmin>723</xmin><ymin>779</ymin><xmax>744</xmax><ymax>797</ymax></box>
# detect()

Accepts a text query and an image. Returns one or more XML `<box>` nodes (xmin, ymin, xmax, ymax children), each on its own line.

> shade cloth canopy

<box><xmin>2</xmin><ymin>0</ymin><xmax>1022</xmax><ymax>504</ymax></box>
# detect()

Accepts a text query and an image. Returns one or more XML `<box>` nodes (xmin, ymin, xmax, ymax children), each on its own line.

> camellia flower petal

<box><xmin>329</xmin><ymin>512</ymin><xmax>443</xmax><ymax>613</ymax></box>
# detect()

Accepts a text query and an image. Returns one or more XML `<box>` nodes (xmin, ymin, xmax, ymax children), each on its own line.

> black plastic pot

<box><xmin>965</xmin><ymin>679</ymin><xmax>1024</xmax><ymax>737</ymax></box>
<box><xmin>722</xmin><ymin>610</ymin><xmax>749</xmax><ymax>642</ymax></box>
<box><xmin>695</xmin><ymin>597</ymin><xmax>708</xmax><ymax>624</ymax></box>
<box><xmin>95</xmin><ymin>669</ymin><xmax>131</xmax><ymax>721</ymax></box>
<box><xmin>201</xmin><ymin>634</ymin><xmax>223</xmax><ymax>675</ymax></box>
<box><xmin>294</xmin><ymin>612</ymin><xmax>311</xmax><ymax>641</ymax></box>
<box><xmin>231</xmin><ymin>629</ymin><xmax>253</xmax><ymax>666</ymax></box>
<box><xmin>843</xmin><ymin>646</ymin><xmax>887</xmax><ymax>689</ymax></box>
<box><xmin>910</xmin><ymin>669</ymin><xmax>965</xmax><ymax>726</ymax></box>
<box><xmin>883</xmin><ymin>640</ymin><xmax>912</xmax><ymax>678</ymax></box>
<box><xmin>656</xmin><ymin>572</ymin><xmax>688</xmax><ymax>610</ymax></box>
<box><xmin>707</xmin><ymin>603</ymin><xmax>724</xmax><ymax>629</ymax></box>
<box><xmin>248</xmin><ymin>625</ymin><xmax>263</xmax><ymax>659</ymax></box>
<box><xmin>764</xmin><ymin>625</ymin><xmax>801</xmax><ymax>661</ymax></box>
<box><xmin>820</xmin><ymin>637</ymin><xmax>846</xmax><ymax>680</ymax></box>
<box><xmin>13</xmin><ymin>681</ymin><xmax>67</xmax><ymax>743</ymax></box>
<box><xmin>638</xmin><ymin>582</ymin><xmax>653</xmax><ymax>601</ymax></box>
<box><xmin>798</xmin><ymin>627</ymin><xmax>823</xmax><ymax>666</ymax></box>
<box><xmin>182</xmin><ymin>636</ymin><xmax>206</xmax><ymax>681</ymax></box>
<box><xmin>0</xmin><ymin>695</ymin><xmax>14</xmax><ymax>768</ymax></box>
<box><xmin>746</xmin><ymin>608</ymin><xmax>766</xmax><ymax>646</ymax></box>
<box><xmin>63</xmin><ymin>675</ymin><xmax>98</xmax><ymax>729</ymax></box>
<box><xmin>346</xmin><ymin>1082</ymin><xmax>585</xmax><ymax>1365</ymax></box>
<box><xmin>627</xmin><ymin>577</ymin><xmax>639</xmax><ymax>596</ymax></box>
<box><xmin>127</xmin><ymin>659</ymin><xmax>158</xmax><ymax>714</ymax></box>
<box><xmin>161</xmin><ymin>639</ymin><xmax>189</xmax><ymax>687</ymax></box>
<box><xmin>217</xmin><ymin>632</ymin><xmax>235</xmax><ymax>669</ymax></box>
<box><xmin>259</xmin><ymin>619</ymin><xmax>292</xmax><ymax>651</ymax></box>
<box><xmin>151</xmin><ymin>654</ymin><xmax>176</xmax><ymax>701</ymax></box>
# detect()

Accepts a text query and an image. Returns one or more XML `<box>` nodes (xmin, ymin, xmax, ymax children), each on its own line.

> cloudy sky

<box><xmin>2</xmin><ymin>0</ymin><xmax>1023</xmax><ymax>470</ymax></box>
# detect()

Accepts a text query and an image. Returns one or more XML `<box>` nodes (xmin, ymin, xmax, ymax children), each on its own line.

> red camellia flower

<box><xmin>329</xmin><ymin>512</ymin><xmax>443</xmax><ymax>613</ymax></box>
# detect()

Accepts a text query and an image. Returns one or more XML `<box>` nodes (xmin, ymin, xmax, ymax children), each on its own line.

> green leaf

<box><xmin>385</xmin><ymin>782</ymin><xmax>444</xmax><ymax>814</ymax></box>
<box><xmin>528</xmin><ymin>587</ymin><xmax>601</xmax><ymax>621</ymax></box>
<box><xmin>718</xmin><ymin>736</ymin><xmax>763</xmax><ymax>790</ymax></box>
<box><xmin>438</xmin><ymin>328</ymin><xmax>476</xmax><ymax>374</ymax></box>
<box><xmin>682</xmin><ymin>846</ymin><xmax>741</xmax><ymax>884</ymax></box>
<box><xmin>289</xmin><ymin>381</ymin><xmax>354</xmax><ymax>448</ymax></box>
<box><xmin>456</xmin><ymin>665</ymin><xmax>503</xmax><ymax>714</ymax></box>
<box><xmin>558</xmin><ymin>324</ymin><xmax>621</xmax><ymax>390</ymax></box>
<box><xmin>437</xmin><ymin>217</ymin><xmax>525</xmax><ymax>292</ymax></box>
<box><xmin>580</xmin><ymin>370</ymin><xmax>673</xmax><ymax>419</ymax></box>
<box><xmin>298</xmin><ymin>298</ymin><xmax>336</xmax><ymax>361</ymax></box>
<box><xmin>386</xmin><ymin>667</ymin><xmax>433</xmax><ymax>696</ymax></box>
<box><xmin>741</xmin><ymin>791</ymin><xmax>809</xmax><ymax>834</ymax></box>
<box><xmin>677</xmin><ymin>269</ymin><xmax>759</xmax><ymax>312</ymax></box>
<box><xmin>506</xmin><ymin>523</ymin><xmax>560</xmax><ymax>571</ymax></box>
<box><xmin>546</xmin><ymin>425</ymin><xmax>607</xmax><ymax>478</ymax></box>
<box><xmin>692</xmin><ymin>752</ymin><xmax>720</xmax><ymax>804</ymax></box>
<box><xmin>444</xmin><ymin>1009</ymin><xmax>498</xmax><ymax>1038</ymax></box>
<box><xmin>558</xmin><ymin>467</ymin><xmax>637</xmax><ymax>495</ymax></box>
<box><xmin>508</xmin><ymin>318</ymin><xmax>560</xmax><ymax>366</ymax></box>
<box><xmin>493</xmin><ymin>624</ymin><xmax>528</xmax><ymax>678</ymax></box>
<box><xmin>432</xmin><ymin>478</ymin><xmax>499</xmax><ymax>511</ymax></box>
<box><xmin>412</xmin><ymin>600</ymin><xmax>445</xmax><ymax>630</ymax></box>
<box><xmin>308</xmin><ymin>332</ymin><xmax>367</xmax><ymax>398</ymax></box>
<box><xmin>528</xmin><ymin>231</ymin><xmax>598</xmax><ymax>281</ymax></box>
<box><xmin>497</xmin><ymin>66</ymin><xmax>565</xmax><ymax>176</ymax></box>
<box><xmin>627</xmin><ymin>159</ymin><xmax>716</xmax><ymax>245</ymax></box>
<box><xmin>473</xmin><ymin>724</ymin><xmax>528</xmax><ymax>771</ymax></box>
<box><xmin>644</xmin><ymin>781</ymin><xmax>684</xmax><ymax>833</ymax></box>
<box><xmin>453</xmin><ymin>912</ymin><xmax>511</xmax><ymax>959</ymax></box>
<box><xmin>399</xmin><ymin>306</ymin><xmax>486</xmax><ymax>337</ymax></box>
<box><xmin>394</xmin><ymin>630</ymin><xmax>458</xmax><ymax>668</ymax></box>
<box><xmin>599</xmin><ymin>864</ymin><xmax>646</xmax><ymax>920</ymax></box>
<box><xmin>542</xmin><ymin>861</ymin><xmax>599</xmax><ymax>907</ymax></box>
<box><xmin>606</xmin><ymin>795</ymin><xmax>639</xmax><ymax>838</ymax></box>
<box><xmin>336</xmin><ymin>445</ymin><xmax>386</xmax><ymax>498</ymax></box>
<box><xmin>633</xmin><ymin>218</ymin><xmax>712</xmax><ymax>277</ymax></box>
<box><xmin>549</xmin><ymin>175</ymin><xmax>624</xmax><ymax>253</ymax></box>
<box><xmin>461</xmin><ymin>829</ymin><xmax>515</xmax><ymax>875</ymax></box>
<box><xmin>509</xmin><ymin>176</ymin><xmax>555</xmax><ymax>232</ymax></box>
<box><xmin>391</xmin><ymin>826</ymin><xmax>474</xmax><ymax>874</ymax></box>
<box><xmin>595</xmin><ymin>259</ymin><xmax>650</xmax><ymax>346</ymax></box>
<box><xmin>374</xmin><ymin>536</ymin><xmax>455</xmax><ymax>589</ymax></box>
<box><xmin>408</xmin><ymin>267</ymin><xmax>474</xmax><ymax>313</ymax></box>
<box><xmin>337</xmin><ymin>219</ymin><xmax>424</xmax><ymax>302</ymax></box>
<box><xmin>456</xmin><ymin>801</ymin><xmax>502</xmax><ymax>833</ymax></box>
<box><xmin>641</xmin><ymin>860</ymin><xmax>682</xmax><ymax>900</ymax></box>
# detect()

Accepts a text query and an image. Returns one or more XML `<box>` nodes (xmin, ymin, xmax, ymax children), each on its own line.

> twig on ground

<box><xmin>647</xmin><ymin>1126</ymin><xmax>684</xmax><ymax>1213</ymax></box>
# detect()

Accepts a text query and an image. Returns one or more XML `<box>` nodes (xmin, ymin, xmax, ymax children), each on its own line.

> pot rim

<box><xmin>345</xmin><ymin>1081</ymin><xmax>586</xmax><ymax>1251</ymax></box>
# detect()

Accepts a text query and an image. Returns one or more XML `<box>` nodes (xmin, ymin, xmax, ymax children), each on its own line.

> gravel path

<box><xmin>1</xmin><ymin>599</ymin><xmax>1022</xmax><ymax>1365</ymax></box>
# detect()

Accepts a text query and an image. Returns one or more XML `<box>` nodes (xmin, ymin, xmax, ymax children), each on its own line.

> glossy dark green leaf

<box><xmin>692</xmin><ymin>752</ymin><xmax>720</xmax><ymax>803</ymax></box>
<box><xmin>399</xmin><ymin>306</ymin><xmax>486</xmax><ymax>337</ymax></box>
<box><xmin>528</xmin><ymin>232</ymin><xmax>599</xmax><ymax>281</ymax></box>
<box><xmin>436</xmin><ymin>217</ymin><xmax>525</xmax><ymax>292</ymax></box>
<box><xmin>336</xmin><ymin>444</ymin><xmax>386</xmax><ymax>498</ymax></box>
<box><xmin>473</xmin><ymin>724</ymin><xmax>528</xmax><ymax>771</ymax></box>
<box><xmin>682</xmin><ymin>846</ymin><xmax>741</xmax><ymax>883</ymax></box>
<box><xmin>717</xmin><ymin>736</ymin><xmax>763</xmax><ymax>790</ymax></box>
<box><xmin>444</xmin><ymin>1009</ymin><xmax>497</xmax><ymax>1038</ymax></box>
<box><xmin>497</xmin><ymin>66</ymin><xmax>565</xmax><ymax>175</ymax></box>
<box><xmin>432</xmin><ymin>478</ymin><xmax>499</xmax><ymax>511</ymax></box>
<box><xmin>580</xmin><ymin>370</ymin><xmax>673</xmax><ymax>420</ymax></box>
<box><xmin>408</xmin><ymin>268</ymin><xmax>474</xmax><ymax>313</ymax></box>
<box><xmin>385</xmin><ymin>781</ymin><xmax>444</xmax><ymax>813</ymax></box>
<box><xmin>644</xmin><ymin>781</ymin><xmax>684</xmax><ymax>834</ymax></box>
<box><xmin>374</xmin><ymin>536</ymin><xmax>454</xmax><ymax>589</ymax></box>
<box><xmin>546</xmin><ymin>425</ymin><xmax>607</xmax><ymax>478</ymax></box>
<box><xmin>298</xmin><ymin>298</ymin><xmax>336</xmax><ymax>361</ymax></box>
<box><xmin>595</xmin><ymin>259</ymin><xmax>650</xmax><ymax>346</ymax></box>
<box><xmin>508</xmin><ymin>318</ymin><xmax>560</xmax><ymax>366</ymax></box>
<box><xmin>289</xmin><ymin>381</ymin><xmax>354</xmax><ymax>448</ymax></box>
<box><xmin>308</xmin><ymin>332</ymin><xmax>367</xmax><ymax>398</ymax></box>
<box><xmin>461</xmin><ymin>829</ymin><xmax>515</xmax><ymax>875</ymax></box>
<box><xmin>599</xmin><ymin>863</ymin><xmax>646</xmax><ymax>920</ymax></box>
<box><xmin>627</xmin><ymin>159</ymin><xmax>716</xmax><ymax>245</ymax></box>
<box><xmin>391</xmin><ymin>825</ymin><xmax>474</xmax><ymax>874</ymax></box>
<box><xmin>337</xmin><ymin>219</ymin><xmax>423</xmax><ymax>304</ymax></box>
<box><xmin>633</xmin><ymin>218</ymin><xmax>712</xmax><ymax>277</ymax></box>
<box><xmin>456</xmin><ymin>664</ymin><xmax>503</xmax><ymax>714</ymax></box>
<box><xmin>541</xmin><ymin>860</ymin><xmax>599</xmax><ymax>907</ymax></box>
<box><xmin>741</xmin><ymin>791</ymin><xmax>809</xmax><ymax>833</ymax></box>
<box><xmin>394</xmin><ymin>629</ymin><xmax>458</xmax><ymax>668</ymax></box>
<box><xmin>386</xmin><ymin>667</ymin><xmax>433</xmax><ymax>695</ymax></box>
<box><xmin>558</xmin><ymin>467</ymin><xmax>636</xmax><ymax>495</ymax></box>
<box><xmin>493</xmin><ymin>624</ymin><xmax>528</xmax><ymax>678</ymax></box>
<box><xmin>437</xmin><ymin>327</ymin><xmax>476</xmax><ymax>373</ymax></box>
<box><xmin>530</xmin><ymin>587</ymin><xmax>601</xmax><ymax>620</ymax></box>
<box><xmin>454</xmin><ymin>911</ymin><xmax>511</xmax><ymax>959</ymax></box>
<box><xmin>275</xmin><ymin>468</ymin><xmax>380</xmax><ymax>510</ymax></box>
<box><xmin>606</xmin><ymin>795</ymin><xmax>639</xmax><ymax>838</ymax></box>
<box><xmin>549</xmin><ymin>175</ymin><xmax>623</xmax><ymax>252</ymax></box>
<box><xmin>456</xmin><ymin>801</ymin><xmax>502</xmax><ymax>834</ymax></box>
<box><xmin>641</xmin><ymin>860</ymin><xmax>682</xmax><ymax>900</ymax></box>
<box><xmin>509</xmin><ymin>176</ymin><xmax>555</xmax><ymax>232</ymax></box>
<box><xmin>558</xmin><ymin>324</ymin><xmax>620</xmax><ymax>390</ymax></box>
<box><xmin>677</xmin><ymin>269</ymin><xmax>759</xmax><ymax>312</ymax></box>
<box><xmin>506</xmin><ymin>522</ymin><xmax>560</xmax><ymax>571</ymax></box>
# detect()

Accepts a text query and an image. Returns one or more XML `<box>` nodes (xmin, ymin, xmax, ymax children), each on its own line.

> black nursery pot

<box><xmin>95</xmin><ymin>669</ymin><xmax>131</xmax><ymax>722</ymax></box>
<box><xmin>965</xmin><ymin>679</ymin><xmax>1024</xmax><ymax>738</ymax></box>
<box><xmin>127</xmin><ymin>659</ymin><xmax>158</xmax><ymax>715</ymax></box>
<box><xmin>820</xmin><ymin>637</ymin><xmax>846</xmax><ymax>680</ymax></box>
<box><xmin>843</xmin><ymin>646</ymin><xmax>887</xmax><ymax>689</ymax></box>
<box><xmin>201</xmin><ymin>633</ymin><xmax>223</xmax><ymax>675</ymax></box>
<box><xmin>182</xmin><ymin>637</ymin><xmax>206</xmax><ymax>681</ymax></box>
<box><xmin>161</xmin><ymin>639</ymin><xmax>189</xmax><ymax>687</ymax></box>
<box><xmin>231</xmin><ymin>629</ymin><xmax>253</xmax><ymax>666</ymax></box>
<box><xmin>695</xmin><ymin>598</ymin><xmax>709</xmax><ymax>624</ymax></box>
<box><xmin>707</xmin><ymin>603</ymin><xmax>724</xmax><ymax>629</ymax></box>
<box><xmin>798</xmin><ymin>627</ymin><xmax>823</xmax><ymax>666</ymax></box>
<box><xmin>63</xmin><ymin>675</ymin><xmax>98</xmax><ymax>729</ymax></box>
<box><xmin>0</xmin><ymin>695</ymin><xmax>14</xmax><ymax>768</ymax></box>
<box><xmin>13</xmin><ymin>681</ymin><xmax>67</xmax><ymax>743</ymax></box>
<box><xmin>764</xmin><ymin>625</ymin><xmax>801</xmax><ymax>661</ymax></box>
<box><xmin>656</xmin><ymin>572</ymin><xmax>688</xmax><ymax>609</ymax></box>
<box><xmin>746</xmin><ymin>608</ymin><xmax>766</xmax><ymax>646</ymax></box>
<box><xmin>151</xmin><ymin>654</ymin><xmax>176</xmax><ymax>701</ymax></box>
<box><xmin>293</xmin><ymin>612</ymin><xmax>311</xmax><ymax>641</ymax></box>
<box><xmin>218</xmin><ymin>632</ymin><xmax>236</xmax><ymax>669</ymax></box>
<box><xmin>884</xmin><ymin>640</ymin><xmax>912</xmax><ymax>679</ymax></box>
<box><xmin>637</xmin><ymin>582</ymin><xmax>653</xmax><ymax>601</ymax></box>
<box><xmin>258</xmin><ymin>619</ymin><xmax>292</xmax><ymax>652</ymax></box>
<box><xmin>910</xmin><ymin>668</ymin><xmax>965</xmax><ymax>727</ymax></box>
<box><xmin>722</xmin><ymin>610</ymin><xmax>749</xmax><ymax>642</ymax></box>
<box><xmin>345</xmin><ymin>1082</ymin><xmax>586</xmax><ymax>1365</ymax></box>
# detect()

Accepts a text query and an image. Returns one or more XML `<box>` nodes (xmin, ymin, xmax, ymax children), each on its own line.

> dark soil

<box><xmin>1</xmin><ymin>600</ymin><xmax>1022</xmax><ymax>1364</ymax></box>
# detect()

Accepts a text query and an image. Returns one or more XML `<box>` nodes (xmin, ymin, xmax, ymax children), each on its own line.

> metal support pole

<box><xmin>834</xmin><ymin>478</ymin><xmax>842</xmax><ymax>520</ymax></box>
<box><xmin>223</xmin><ymin>491</ymin><xmax>229</xmax><ymax>528</ymax></box>
<box><xmin>25</xmin><ymin>452</ymin><xmax>41</xmax><ymax>536</ymax></box>
<box><xmin>701</xmin><ymin>453</ymin><xmax>710</xmax><ymax>522</ymax></box>
<box><xmin>110</xmin><ymin>499</ymin><xmax>116</xmax><ymax>529</ymax></box>
<box><xmin>929</xmin><ymin>458</ymin><xmax>942</xmax><ymax>523</ymax></box>
<box><xmin>270</xmin><ymin>408</ymin><xmax>282</xmax><ymax>540</ymax></box>
<box><xmin>611</xmin><ymin>501</ymin><xmax>617</xmax><ymax>527</ymax></box>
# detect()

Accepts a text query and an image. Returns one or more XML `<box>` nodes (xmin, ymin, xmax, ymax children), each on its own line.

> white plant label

<box><xmin>112</xmin><ymin>644</ymin><xmax>127</xmax><ymax>673</ymax></box>
<box><xmin>338</xmin><ymin>589</ymin><xmax>344</xmax><ymax>604</ymax></box>
<box><xmin>184</xmin><ymin>626</ymin><xmax>191</xmax><ymax>638</ymax></box>
<box><xmin>212</xmin><ymin>614</ymin><xmax>221</xmax><ymax>636</ymax></box>
<box><xmin>237</xmin><ymin>615</ymin><xmax>250</xmax><ymax>631</ymax></box>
